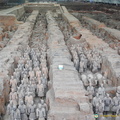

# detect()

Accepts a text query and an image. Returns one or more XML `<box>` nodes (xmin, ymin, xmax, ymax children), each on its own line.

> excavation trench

<box><xmin>70</xmin><ymin>11</ymin><xmax>120</xmax><ymax>54</ymax></box>
<box><xmin>56</xmin><ymin>13</ymin><xmax>120</xmax><ymax>120</ymax></box>
<box><xmin>3</xmin><ymin>12</ymin><xmax>49</xmax><ymax>120</ymax></box>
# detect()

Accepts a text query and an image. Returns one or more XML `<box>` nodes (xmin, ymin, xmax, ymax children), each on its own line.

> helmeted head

<box><xmin>101</xmin><ymin>84</ymin><xmax>104</xmax><ymax>87</ymax></box>
<box><xmin>106</xmin><ymin>93</ymin><xmax>110</xmax><ymax>97</ymax></box>
<box><xmin>20</xmin><ymin>101</ymin><xmax>24</xmax><ymax>105</ymax></box>
<box><xmin>41</xmin><ymin>99</ymin><xmax>44</xmax><ymax>104</ymax></box>
<box><xmin>11</xmin><ymin>76</ymin><xmax>14</xmax><ymax>79</ymax></box>
<box><xmin>96</xmin><ymin>93</ymin><xmax>99</xmax><ymax>97</ymax></box>
<box><xmin>116</xmin><ymin>93</ymin><xmax>119</xmax><ymax>97</ymax></box>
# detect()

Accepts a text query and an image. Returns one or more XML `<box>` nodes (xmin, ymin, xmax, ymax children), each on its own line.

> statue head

<box><xmin>41</xmin><ymin>99</ymin><xmax>44</xmax><ymax>104</ymax></box>
<box><xmin>20</xmin><ymin>101</ymin><xmax>24</xmax><ymax>105</ymax></box>
<box><xmin>96</xmin><ymin>93</ymin><xmax>99</xmax><ymax>97</ymax></box>
<box><xmin>106</xmin><ymin>93</ymin><xmax>110</xmax><ymax>97</ymax></box>
<box><xmin>101</xmin><ymin>84</ymin><xmax>104</xmax><ymax>88</ymax></box>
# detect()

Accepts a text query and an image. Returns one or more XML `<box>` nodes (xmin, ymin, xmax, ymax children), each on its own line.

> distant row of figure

<box><xmin>70</xmin><ymin>44</ymin><xmax>102</xmax><ymax>74</ymax></box>
<box><xmin>7</xmin><ymin>44</ymin><xmax>48</xmax><ymax>120</ymax></box>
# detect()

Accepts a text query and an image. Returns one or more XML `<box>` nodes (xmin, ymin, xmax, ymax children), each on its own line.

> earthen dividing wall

<box><xmin>0</xmin><ymin>10</ymin><xmax>39</xmax><ymax>114</ymax></box>
<box><xmin>46</xmin><ymin>11</ymin><xmax>94</xmax><ymax>120</ymax></box>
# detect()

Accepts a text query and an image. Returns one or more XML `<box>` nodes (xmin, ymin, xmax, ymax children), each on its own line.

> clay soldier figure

<box><xmin>87</xmin><ymin>83</ymin><xmax>94</xmax><ymax>102</ymax></box>
<box><xmin>42</xmin><ymin>74</ymin><xmax>48</xmax><ymax>90</ymax></box>
<box><xmin>92</xmin><ymin>60</ymin><xmax>99</xmax><ymax>73</ymax></box>
<box><xmin>33</xmin><ymin>60</ymin><xmax>39</xmax><ymax>68</ymax></box>
<box><xmin>18</xmin><ymin>89</ymin><xmax>25</xmax><ymax>105</ymax></box>
<box><xmin>83</xmin><ymin>57</ymin><xmax>88</xmax><ymax>72</ymax></box>
<box><xmin>21</xmin><ymin>68</ymin><xmax>28</xmax><ymax>80</ymax></box>
<box><xmin>42</xmin><ymin>65</ymin><xmax>48</xmax><ymax>79</ymax></box>
<box><xmin>27</xmin><ymin>60</ymin><xmax>32</xmax><ymax>69</ymax></box>
<box><xmin>98</xmin><ymin>99</ymin><xmax>104</xmax><ymax>119</ymax></box>
<box><xmin>35</xmin><ymin>67</ymin><xmax>41</xmax><ymax>78</ymax></box>
<box><xmin>22</xmin><ymin>74</ymin><xmax>29</xmax><ymax>85</ymax></box>
<box><xmin>115</xmin><ymin>104</ymin><xmax>120</xmax><ymax>120</ymax></box>
<box><xmin>87</xmin><ymin>73</ymin><xmax>94</xmax><ymax>85</ymax></box>
<box><xmin>29</xmin><ymin>67</ymin><xmax>35</xmax><ymax>80</ymax></box>
<box><xmin>9</xmin><ymin>88</ymin><xmax>18</xmax><ymax>106</ymax></box>
<box><xmin>10</xmin><ymin>76</ymin><xmax>17</xmax><ymax>91</ymax></box>
<box><xmin>36</xmin><ymin>104</ymin><xmax>45</xmax><ymax>120</ymax></box>
<box><xmin>41</xmin><ymin>105</ymin><xmax>46</xmax><ymax>119</ymax></box>
<box><xmin>112</xmin><ymin>93</ymin><xmax>120</xmax><ymax>114</ymax></box>
<box><xmin>37</xmin><ymin>76</ymin><xmax>42</xmax><ymax>84</ymax></box>
<box><xmin>19</xmin><ymin>80</ymin><xmax>26</xmax><ymax>93</ymax></box>
<box><xmin>14</xmin><ymin>107</ymin><xmax>21</xmax><ymax>120</ymax></box>
<box><xmin>79</xmin><ymin>59</ymin><xmax>85</xmax><ymax>73</ymax></box>
<box><xmin>95</xmin><ymin>73</ymin><xmax>103</xmax><ymax>85</ymax></box>
<box><xmin>116</xmin><ymin>104</ymin><xmax>120</xmax><ymax>118</ymax></box>
<box><xmin>92</xmin><ymin>93</ymin><xmax>100</xmax><ymax>113</ymax></box>
<box><xmin>41</xmin><ymin>100</ymin><xmax>48</xmax><ymax>114</ymax></box>
<box><xmin>7</xmin><ymin>101</ymin><xmax>13</xmax><ymax>115</ymax></box>
<box><xmin>28</xmin><ymin>101</ymin><xmax>36</xmax><ymax>120</ymax></box>
<box><xmin>81</xmin><ymin>74</ymin><xmax>89</xmax><ymax>87</ymax></box>
<box><xmin>40</xmin><ymin>62</ymin><xmax>46</xmax><ymax>71</ymax></box>
<box><xmin>37</xmin><ymin>81</ymin><xmax>44</xmax><ymax>98</ymax></box>
<box><xmin>104</xmin><ymin>93</ymin><xmax>112</xmax><ymax>115</ymax></box>
<box><xmin>29</xmin><ymin>82</ymin><xmax>36</xmax><ymax>97</ymax></box>
<box><xmin>93</xmin><ymin>75</ymin><xmax>98</xmax><ymax>87</ymax></box>
<box><xmin>98</xmin><ymin>84</ymin><xmax>105</xmax><ymax>99</ymax></box>
<box><xmin>25</xmin><ymin>92</ymin><xmax>33</xmax><ymax>106</ymax></box>
<box><xmin>13</xmin><ymin>69</ymin><xmax>20</xmax><ymax>84</ymax></box>
<box><xmin>11</xmin><ymin>105</ymin><xmax>17</xmax><ymax>120</ymax></box>
<box><xmin>18</xmin><ymin>101</ymin><xmax>28</xmax><ymax>120</ymax></box>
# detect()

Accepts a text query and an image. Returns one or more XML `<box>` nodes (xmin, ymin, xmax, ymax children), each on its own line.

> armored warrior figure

<box><xmin>104</xmin><ymin>93</ymin><xmax>112</xmax><ymax>114</ymax></box>
<box><xmin>7</xmin><ymin>101</ymin><xmax>13</xmax><ymax>115</ymax></box>
<box><xmin>18</xmin><ymin>101</ymin><xmax>28</xmax><ymax>120</ymax></box>
<box><xmin>87</xmin><ymin>83</ymin><xmax>94</xmax><ymax>102</ymax></box>
<box><xmin>28</xmin><ymin>101</ymin><xmax>36</xmax><ymax>120</ymax></box>
<box><xmin>14</xmin><ymin>107</ymin><xmax>21</xmax><ymax>120</ymax></box>
<box><xmin>37</xmin><ymin>81</ymin><xmax>44</xmax><ymax>98</ymax></box>
<box><xmin>41</xmin><ymin>99</ymin><xmax>48</xmax><ymax>113</ymax></box>
<box><xmin>98</xmin><ymin>99</ymin><xmax>104</xmax><ymax>115</ymax></box>
<box><xmin>92</xmin><ymin>93</ymin><xmax>100</xmax><ymax>113</ymax></box>
<box><xmin>36</xmin><ymin>67</ymin><xmax>42</xmax><ymax>78</ymax></box>
<box><xmin>25</xmin><ymin>92</ymin><xmax>33</xmax><ymax>106</ymax></box>
<box><xmin>9</xmin><ymin>88</ymin><xmax>18</xmax><ymax>106</ymax></box>
<box><xmin>41</xmin><ymin>65</ymin><xmax>48</xmax><ymax>79</ymax></box>
<box><xmin>36</xmin><ymin>104</ymin><xmax>45</xmax><ymax>120</ymax></box>
<box><xmin>112</xmin><ymin>93</ymin><xmax>120</xmax><ymax>114</ymax></box>
<box><xmin>10</xmin><ymin>76</ymin><xmax>17</xmax><ymax>91</ymax></box>
<box><xmin>98</xmin><ymin>84</ymin><xmax>105</xmax><ymax>99</ymax></box>
<box><xmin>81</xmin><ymin>74</ymin><xmax>89</xmax><ymax>87</ymax></box>
<box><xmin>29</xmin><ymin>67</ymin><xmax>35</xmax><ymax>80</ymax></box>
